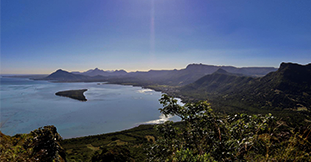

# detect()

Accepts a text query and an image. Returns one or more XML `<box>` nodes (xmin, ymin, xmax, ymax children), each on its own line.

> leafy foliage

<box><xmin>0</xmin><ymin>125</ymin><xmax>66</xmax><ymax>162</ymax></box>
<box><xmin>148</xmin><ymin>94</ymin><xmax>311</xmax><ymax>161</ymax></box>
<box><xmin>91</xmin><ymin>146</ymin><xmax>134</xmax><ymax>162</ymax></box>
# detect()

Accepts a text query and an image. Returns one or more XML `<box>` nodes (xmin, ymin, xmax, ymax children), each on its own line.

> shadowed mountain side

<box><xmin>225</xmin><ymin>62</ymin><xmax>311</xmax><ymax>111</ymax></box>
<box><xmin>179</xmin><ymin>62</ymin><xmax>311</xmax><ymax>112</ymax></box>
<box><xmin>180</xmin><ymin>69</ymin><xmax>254</xmax><ymax>98</ymax></box>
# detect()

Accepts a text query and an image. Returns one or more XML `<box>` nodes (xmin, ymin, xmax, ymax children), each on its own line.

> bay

<box><xmin>0</xmin><ymin>77</ymin><xmax>179</xmax><ymax>139</ymax></box>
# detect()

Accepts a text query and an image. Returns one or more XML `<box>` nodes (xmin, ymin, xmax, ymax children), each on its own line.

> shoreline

<box><xmin>2</xmin><ymin>77</ymin><xmax>181</xmax><ymax>139</ymax></box>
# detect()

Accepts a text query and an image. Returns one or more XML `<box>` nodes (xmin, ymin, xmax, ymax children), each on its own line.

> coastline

<box><xmin>1</xmin><ymin>76</ymin><xmax>180</xmax><ymax>139</ymax></box>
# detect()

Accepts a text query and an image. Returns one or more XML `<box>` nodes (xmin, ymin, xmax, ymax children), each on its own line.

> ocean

<box><xmin>0</xmin><ymin>77</ymin><xmax>179</xmax><ymax>139</ymax></box>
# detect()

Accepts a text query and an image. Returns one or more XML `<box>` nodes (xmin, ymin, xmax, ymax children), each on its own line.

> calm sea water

<box><xmin>0</xmin><ymin>77</ymin><xmax>179</xmax><ymax>138</ymax></box>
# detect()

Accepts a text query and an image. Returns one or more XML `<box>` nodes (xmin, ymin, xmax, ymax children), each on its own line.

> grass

<box><xmin>297</xmin><ymin>107</ymin><xmax>308</xmax><ymax>111</ymax></box>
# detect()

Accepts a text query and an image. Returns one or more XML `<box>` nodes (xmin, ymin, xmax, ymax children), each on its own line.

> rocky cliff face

<box><xmin>0</xmin><ymin>125</ymin><xmax>66</xmax><ymax>162</ymax></box>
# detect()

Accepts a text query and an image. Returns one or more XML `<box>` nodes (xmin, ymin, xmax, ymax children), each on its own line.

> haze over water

<box><xmin>0</xmin><ymin>77</ymin><xmax>179</xmax><ymax>138</ymax></box>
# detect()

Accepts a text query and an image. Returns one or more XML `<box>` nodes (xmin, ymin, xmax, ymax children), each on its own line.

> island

<box><xmin>55</xmin><ymin>89</ymin><xmax>88</xmax><ymax>101</ymax></box>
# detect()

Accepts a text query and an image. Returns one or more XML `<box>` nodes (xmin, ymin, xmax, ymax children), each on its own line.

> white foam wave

<box><xmin>137</xmin><ymin>89</ymin><xmax>154</xmax><ymax>93</ymax></box>
<box><xmin>144</xmin><ymin>114</ymin><xmax>173</xmax><ymax>124</ymax></box>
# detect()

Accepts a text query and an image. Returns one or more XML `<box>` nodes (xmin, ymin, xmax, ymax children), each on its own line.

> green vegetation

<box><xmin>60</xmin><ymin>124</ymin><xmax>158</xmax><ymax>161</ymax></box>
<box><xmin>3</xmin><ymin>62</ymin><xmax>311</xmax><ymax>161</ymax></box>
<box><xmin>55</xmin><ymin>89</ymin><xmax>88</xmax><ymax>101</ymax></box>
<box><xmin>148</xmin><ymin>95</ymin><xmax>311</xmax><ymax>161</ymax></box>
<box><xmin>1</xmin><ymin>95</ymin><xmax>311</xmax><ymax>161</ymax></box>
<box><xmin>0</xmin><ymin>126</ymin><xmax>66</xmax><ymax>162</ymax></box>
<box><xmin>60</xmin><ymin>95</ymin><xmax>311</xmax><ymax>161</ymax></box>
<box><xmin>175</xmin><ymin>63</ymin><xmax>311</xmax><ymax>122</ymax></box>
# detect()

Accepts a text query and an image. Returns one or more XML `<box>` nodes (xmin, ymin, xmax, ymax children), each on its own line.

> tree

<box><xmin>148</xmin><ymin>94</ymin><xmax>310</xmax><ymax>161</ymax></box>
<box><xmin>91</xmin><ymin>146</ymin><xmax>134</xmax><ymax>162</ymax></box>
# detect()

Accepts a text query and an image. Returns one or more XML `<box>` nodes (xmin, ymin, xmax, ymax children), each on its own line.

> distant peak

<box><xmin>214</xmin><ymin>68</ymin><xmax>228</xmax><ymax>74</ymax></box>
<box><xmin>115</xmin><ymin>69</ymin><xmax>127</xmax><ymax>73</ymax></box>
<box><xmin>55</xmin><ymin>69</ymin><xmax>67</xmax><ymax>73</ymax></box>
<box><xmin>186</xmin><ymin>63</ymin><xmax>204</xmax><ymax>67</ymax></box>
<box><xmin>93</xmin><ymin>68</ymin><xmax>103</xmax><ymax>71</ymax></box>
<box><xmin>186</xmin><ymin>63</ymin><xmax>214</xmax><ymax>69</ymax></box>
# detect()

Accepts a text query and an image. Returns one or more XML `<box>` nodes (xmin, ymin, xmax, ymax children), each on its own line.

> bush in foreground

<box><xmin>0</xmin><ymin>125</ymin><xmax>66</xmax><ymax>162</ymax></box>
<box><xmin>148</xmin><ymin>94</ymin><xmax>311</xmax><ymax>161</ymax></box>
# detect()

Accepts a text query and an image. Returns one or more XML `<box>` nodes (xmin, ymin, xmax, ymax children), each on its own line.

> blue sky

<box><xmin>1</xmin><ymin>0</ymin><xmax>311</xmax><ymax>74</ymax></box>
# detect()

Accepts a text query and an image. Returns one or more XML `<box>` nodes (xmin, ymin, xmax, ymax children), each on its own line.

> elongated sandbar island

<box><xmin>55</xmin><ymin>89</ymin><xmax>88</xmax><ymax>101</ymax></box>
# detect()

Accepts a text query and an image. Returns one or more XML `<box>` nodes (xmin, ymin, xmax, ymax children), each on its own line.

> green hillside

<box><xmin>225</xmin><ymin>63</ymin><xmax>311</xmax><ymax>111</ymax></box>
<box><xmin>180</xmin><ymin>69</ymin><xmax>254</xmax><ymax>99</ymax></box>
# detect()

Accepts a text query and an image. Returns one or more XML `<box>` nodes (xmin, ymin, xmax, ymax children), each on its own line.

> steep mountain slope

<box><xmin>179</xmin><ymin>62</ymin><xmax>311</xmax><ymax>112</ymax></box>
<box><xmin>180</xmin><ymin>69</ymin><xmax>254</xmax><ymax>99</ymax></box>
<box><xmin>231</xmin><ymin>62</ymin><xmax>311</xmax><ymax>110</ymax></box>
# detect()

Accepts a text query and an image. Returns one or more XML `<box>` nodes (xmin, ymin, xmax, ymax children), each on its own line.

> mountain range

<box><xmin>72</xmin><ymin>68</ymin><xmax>127</xmax><ymax>77</ymax></box>
<box><xmin>40</xmin><ymin>62</ymin><xmax>310</xmax><ymax>114</ymax></box>
<box><xmin>42</xmin><ymin>64</ymin><xmax>277</xmax><ymax>85</ymax></box>
<box><xmin>43</xmin><ymin>69</ymin><xmax>106</xmax><ymax>82</ymax></box>
<box><xmin>179</xmin><ymin>62</ymin><xmax>311</xmax><ymax>113</ymax></box>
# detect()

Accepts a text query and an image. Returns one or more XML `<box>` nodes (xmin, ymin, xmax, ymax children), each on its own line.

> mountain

<box><xmin>184</xmin><ymin>64</ymin><xmax>277</xmax><ymax>77</ymax></box>
<box><xmin>109</xmin><ymin>64</ymin><xmax>277</xmax><ymax>86</ymax></box>
<box><xmin>180</xmin><ymin>69</ymin><xmax>254</xmax><ymax>98</ymax></box>
<box><xmin>42</xmin><ymin>64</ymin><xmax>277</xmax><ymax>85</ymax></box>
<box><xmin>179</xmin><ymin>62</ymin><xmax>311</xmax><ymax>112</ymax></box>
<box><xmin>83</xmin><ymin>68</ymin><xmax>107</xmax><ymax>76</ymax></box>
<box><xmin>213</xmin><ymin>68</ymin><xmax>229</xmax><ymax>74</ymax></box>
<box><xmin>42</xmin><ymin>69</ymin><xmax>108</xmax><ymax>82</ymax></box>
<box><xmin>231</xmin><ymin>62</ymin><xmax>311</xmax><ymax>110</ymax></box>
<box><xmin>80</xmin><ymin>68</ymin><xmax>127</xmax><ymax>77</ymax></box>
<box><xmin>43</xmin><ymin>69</ymin><xmax>90</xmax><ymax>81</ymax></box>
<box><xmin>221</xmin><ymin>66</ymin><xmax>278</xmax><ymax>77</ymax></box>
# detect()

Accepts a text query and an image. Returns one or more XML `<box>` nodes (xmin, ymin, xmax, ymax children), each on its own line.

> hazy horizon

<box><xmin>0</xmin><ymin>62</ymin><xmax>284</xmax><ymax>75</ymax></box>
<box><xmin>2</xmin><ymin>0</ymin><xmax>311</xmax><ymax>74</ymax></box>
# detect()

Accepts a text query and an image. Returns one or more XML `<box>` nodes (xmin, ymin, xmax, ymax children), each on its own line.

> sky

<box><xmin>1</xmin><ymin>0</ymin><xmax>311</xmax><ymax>74</ymax></box>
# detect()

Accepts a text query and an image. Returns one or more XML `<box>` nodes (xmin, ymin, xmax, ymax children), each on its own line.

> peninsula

<box><xmin>55</xmin><ymin>89</ymin><xmax>88</xmax><ymax>101</ymax></box>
